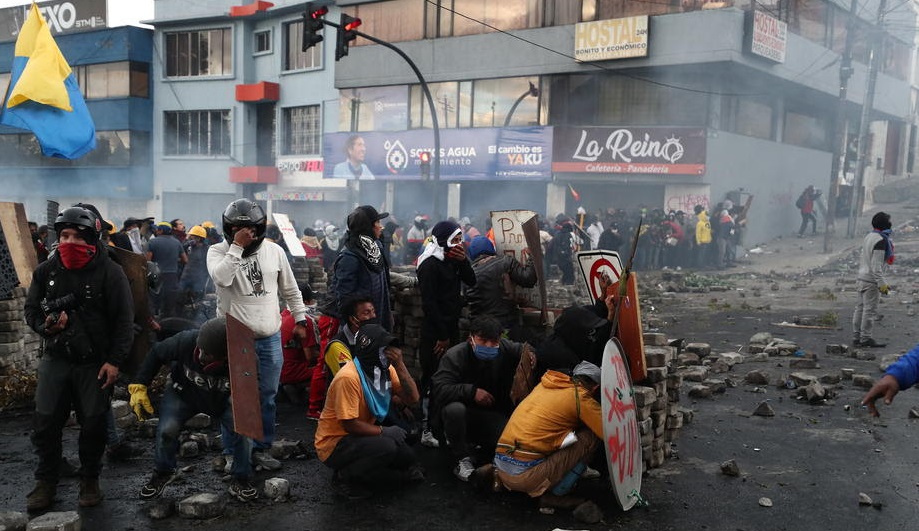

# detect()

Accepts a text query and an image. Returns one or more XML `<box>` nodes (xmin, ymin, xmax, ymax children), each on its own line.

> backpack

<box><xmin>795</xmin><ymin>194</ymin><xmax>806</xmax><ymax>209</ymax></box>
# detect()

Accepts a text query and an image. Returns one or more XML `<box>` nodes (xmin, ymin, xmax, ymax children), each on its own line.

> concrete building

<box><xmin>0</xmin><ymin>24</ymin><xmax>154</xmax><ymax>225</ymax></box>
<box><xmin>331</xmin><ymin>0</ymin><xmax>915</xmax><ymax>244</ymax></box>
<box><xmin>150</xmin><ymin>0</ymin><xmax>344</xmax><ymax>230</ymax></box>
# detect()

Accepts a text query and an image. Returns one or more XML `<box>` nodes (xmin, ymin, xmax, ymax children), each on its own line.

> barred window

<box><xmin>283</xmin><ymin>105</ymin><xmax>321</xmax><ymax>155</ymax></box>
<box><xmin>165</xmin><ymin>28</ymin><xmax>232</xmax><ymax>78</ymax></box>
<box><xmin>164</xmin><ymin>110</ymin><xmax>231</xmax><ymax>156</ymax></box>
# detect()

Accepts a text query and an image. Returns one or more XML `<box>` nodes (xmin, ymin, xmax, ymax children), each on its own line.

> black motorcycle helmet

<box><xmin>222</xmin><ymin>199</ymin><xmax>267</xmax><ymax>257</ymax></box>
<box><xmin>54</xmin><ymin>206</ymin><xmax>101</xmax><ymax>245</ymax></box>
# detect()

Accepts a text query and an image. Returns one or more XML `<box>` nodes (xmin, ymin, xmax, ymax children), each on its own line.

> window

<box><xmin>163</xmin><ymin>110</ymin><xmax>231</xmax><ymax>156</ymax></box>
<box><xmin>72</xmin><ymin>61</ymin><xmax>149</xmax><ymax>99</ymax></box>
<box><xmin>410</xmin><ymin>81</ymin><xmax>472</xmax><ymax>129</ymax></box>
<box><xmin>340</xmin><ymin>86</ymin><xmax>410</xmax><ymax>131</ymax></box>
<box><xmin>0</xmin><ymin>130</ymin><xmax>148</xmax><ymax>166</ymax></box>
<box><xmin>722</xmin><ymin>96</ymin><xmax>773</xmax><ymax>140</ymax></box>
<box><xmin>354</xmin><ymin>0</ymin><xmax>423</xmax><ymax>45</ymax></box>
<box><xmin>254</xmin><ymin>29</ymin><xmax>271</xmax><ymax>54</ymax></box>
<box><xmin>284</xmin><ymin>20</ymin><xmax>321</xmax><ymax>71</ymax></box>
<box><xmin>598</xmin><ymin>75</ymin><xmax>707</xmax><ymax>126</ymax></box>
<box><xmin>165</xmin><ymin>28</ymin><xmax>232</xmax><ymax>78</ymax></box>
<box><xmin>283</xmin><ymin>105</ymin><xmax>321</xmax><ymax>155</ymax></box>
<box><xmin>424</xmin><ymin>0</ymin><xmax>543</xmax><ymax>38</ymax></box>
<box><xmin>784</xmin><ymin>109</ymin><xmax>828</xmax><ymax>150</ymax></box>
<box><xmin>472</xmin><ymin>77</ymin><xmax>541</xmax><ymax>127</ymax></box>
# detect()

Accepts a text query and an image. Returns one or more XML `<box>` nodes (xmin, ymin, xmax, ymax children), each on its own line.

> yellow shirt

<box><xmin>496</xmin><ymin>370</ymin><xmax>603</xmax><ymax>462</ymax></box>
<box><xmin>314</xmin><ymin>361</ymin><xmax>402</xmax><ymax>462</ymax></box>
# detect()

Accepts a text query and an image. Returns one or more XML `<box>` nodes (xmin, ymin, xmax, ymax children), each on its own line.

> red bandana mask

<box><xmin>58</xmin><ymin>242</ymin><xmax>97</xmax><ymax>270</ymax></box>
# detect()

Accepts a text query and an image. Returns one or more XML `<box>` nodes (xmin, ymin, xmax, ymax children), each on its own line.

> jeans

<box><xmin>105</xmin><ymin>408</ymin><xmax>122</xmax><ymax>447</ymax></box>
<box><xmin>853</xmin><ymin>280</ymin><xmax>880</xmax><ymax>341</ymax></box>
<box><xmin>156</xmin><ymin>386</ymin><xmax>252</xmax><ymax>479</ymax></box>
<box><xmin>223</xmin><ymin>331</ymin><xmax>282</xmax><ymax>453</ymax></box>
<box><xmin>799</xmin><ymin>212</ymin><xmax>817</xmax><ymax>235</ymax></box>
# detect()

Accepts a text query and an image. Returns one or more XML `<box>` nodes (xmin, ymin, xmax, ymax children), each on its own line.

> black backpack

<box><xmin>795</xmin><ymin>194</ymin><xmax>806</xmax><ymax>209</ymax></box>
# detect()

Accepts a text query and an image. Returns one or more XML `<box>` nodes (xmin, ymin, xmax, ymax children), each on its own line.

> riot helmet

<box><xmin>54</xmin><ymin>206</ymin><xmax>101</xmax><ymax>244</ymax></box>
<box><xmin>222</xmin><ymin>199</ymin><xmax>267</xmax><ymax>256</ymax></box>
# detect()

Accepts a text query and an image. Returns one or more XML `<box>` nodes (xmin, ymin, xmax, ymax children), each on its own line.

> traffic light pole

<box><xmin>321</xmin><ymin>19</ymin><xmax>443</xmax><ymax>216</ymax></box>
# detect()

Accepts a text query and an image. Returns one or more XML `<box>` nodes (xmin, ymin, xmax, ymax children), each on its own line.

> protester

<box><xmin>131</xmin><ymin>317</ymin><xmax>258</xmax><ymax>501</ymax></box>
<box><xmin>280</xmin><ymin>286</ymin><xmax>321</xmax><ymax>406</ymax></box>
<box><xmin>208</xmin><ymin>198</ymin><xmax>310</xmax><ymax>471</ymax></box>
<box><xmin>301</xmin><ymin>228</ymin><xmax>323</xmax><ymax>260</ymax></box>
<box><xmin>315</xmin><ymin>324</ymin><xmax>423</xmax><ymax>499</ymax></box>
<box><xmin>549</xmin><ymin>220</ymin><xmax>576</xmax><ymax>285</ymax></box>
<box><xmin>147</xmin><ymin>221</ymin><xmax>187</xmax><ymax>318</ymax></box>
<box><xmin>465</xmin><ymin>235</ymin><xmax>537</xmax><ymax>338</ymax></box>
<box><xmin>178</xmin><ymin>225</ymin><xmax>210</xmax><ymax>309</ymax></box>
<box><xmin>404</xmin><ymin>214</ymin><xmax>429</xmax><ymax>265</ymax></box>
<box><xmin>796</xmin><ymin>185</ymin><xmax>820</xmax><ymax>237</ymax></box>
<box><xmin>320</xmin><ymin>224</ymin><xmax>341</xmax><ymax>273</ymax></box>
<box><xmin>852</xmin><ymin>212</ymin><xmax>894</xmax><ymax>348</ymax></box>
<box><xmin>492</xmin><ymin>361</ymin><xmax>603</xmax><ymax>511</ymax></box>
<box><xmin>417</xmin><ymin>220</ymin><xmax>476</xmax><ymax>447</ymax></box>
<box><xmin>170</xmin><ymin>218</ymin><xmax>187</xmax><ymax>243</ymax></box>
<box><xmin>24</xmin><ymin>205</ymin><xmax>134</xmax><ymax>511</ymax></box>
<box><xmin>430</xmin><ymin>317</ymin><xmax>528</xmax><ymax>482</ymax></box>
<box><xmin>693</xmin><ymin>205</ymin><xmax>711</xmax><ymax>269</ymax></box>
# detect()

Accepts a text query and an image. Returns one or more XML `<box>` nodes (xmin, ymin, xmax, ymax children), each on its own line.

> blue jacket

<box><xmin>885</xmin><ymin>345</ymin><xmax>919</xmax><ymax>388</ymax></box>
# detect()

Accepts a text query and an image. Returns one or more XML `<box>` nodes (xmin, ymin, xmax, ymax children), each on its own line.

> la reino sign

<box><xmin>552</xmin><ymin>127</ymin><xmax>706</xmax><ymax>175</ymax></box>
<box><xmin>574</xmin><ymin>15</ymin><xmax>649</xmax><ymax>62</ymax></box>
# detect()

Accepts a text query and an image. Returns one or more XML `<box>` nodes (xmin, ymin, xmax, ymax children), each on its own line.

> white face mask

<box><xmin>446</xmin><ymin>228</ymin><xmax>463</xmax><ymax>248</ymax></box>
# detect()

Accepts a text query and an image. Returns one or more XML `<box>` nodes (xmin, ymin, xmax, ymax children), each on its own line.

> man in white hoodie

<box><xmin>208</xmin><ymin>199</ymin><xmax>310</xmax><ymax>470</ymax></box>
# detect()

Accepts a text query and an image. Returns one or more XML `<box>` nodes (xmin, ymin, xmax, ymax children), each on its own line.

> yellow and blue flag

<box><xmin>0</xmin><ymin>3</ymin><xmax>95</xmax><ymax>160</ymax></box>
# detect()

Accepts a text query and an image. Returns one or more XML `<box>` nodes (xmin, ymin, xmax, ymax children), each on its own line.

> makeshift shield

<box><xmin>226</xmin><ymin>313</ymin><xmax>264</xmax><ymax>441</ymax></box>
<box><xmin>601</xmin><ymin>337</ymin><xmax>643</xmax><ymax>511</ymax></box>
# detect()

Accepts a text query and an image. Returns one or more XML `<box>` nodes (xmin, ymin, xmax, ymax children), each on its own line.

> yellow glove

<box><xmin>879</xmin><ymin>284</ymin><xmax>890</xmax><ymax>295</ymax></box>
<box><xmin>128</xmin><ymin>383</ymin><xmax>154</xmax><ymax>421</ymax></box>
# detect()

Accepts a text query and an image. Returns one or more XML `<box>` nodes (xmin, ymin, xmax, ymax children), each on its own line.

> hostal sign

<box><xmin>574</xmin><ymin>15</ymin><xmax>649</xmax><ymax>62</ymax></box>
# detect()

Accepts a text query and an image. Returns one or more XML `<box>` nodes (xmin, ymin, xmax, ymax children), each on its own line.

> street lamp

<box><xmin>503</xmin><ymin>81</ymin><xmax>539</xmax><ymax>127</ymax></box>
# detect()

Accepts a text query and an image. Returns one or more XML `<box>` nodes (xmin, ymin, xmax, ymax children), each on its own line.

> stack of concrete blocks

<box><xmin>0</xmin><ymin>287</ymin><xmax>40</xmax><ymax>375</ymax></box>
<box><xmin>111</xmin><ymin>399</ymin><xmax>136</xmax><ymax>430</ymax></box>
<box><xmin>392</xmin><ymin>287</ymin><xmax>423</xmax><ymax>380</ymax></box>
<box><xmin>635</xmin><ymin>332</ymin><xmax>686</xmax><ymax>471</ymax></box>
<box><xmin>306</xmin><ymin>258</ymin><xmax>327</xmax><ymax>294</ymax></box>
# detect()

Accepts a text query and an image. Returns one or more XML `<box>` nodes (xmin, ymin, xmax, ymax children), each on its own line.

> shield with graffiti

<box><xmin>601</xmin><ymin>337</ymin><xmax>643</xmax><ymax>511</ymax></box>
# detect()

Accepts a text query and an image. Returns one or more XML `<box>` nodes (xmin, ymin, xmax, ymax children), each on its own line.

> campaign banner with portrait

<box><xmin>322</xmin><ymin>126</ymin><xmax>553</xmax><ymax>181</ymax></box>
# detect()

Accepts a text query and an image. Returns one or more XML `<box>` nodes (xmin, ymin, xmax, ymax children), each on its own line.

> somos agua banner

<box><xmin>553</xmin><ymin>126</ymin><xmax>706</xmax><ymax>175</ymax></box>
<box><xmin>322</xmin><ymin>127</ymin><xmax>552</xmax><ymax>181</ymax></box>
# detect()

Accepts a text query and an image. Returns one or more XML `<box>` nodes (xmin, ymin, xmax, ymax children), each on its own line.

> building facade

<box><xmin>0</xmin><ymin>25</ymin><xmax>153</xmax><ymax>224</ymax></box>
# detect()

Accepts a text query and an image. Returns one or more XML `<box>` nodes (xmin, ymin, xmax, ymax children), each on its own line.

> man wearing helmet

<box><xmin>23</xmin><ymin>205</ymin><xmax>135</xmax><ymax>511</ymax></box>
<box><xmin>208</xmin><ymin>199</ymin><xmax>310</xmax><ymax>471</ymax></box>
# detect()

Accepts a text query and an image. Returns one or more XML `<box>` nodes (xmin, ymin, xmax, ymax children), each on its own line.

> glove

<box><xmin>879</xmin><ymin>284</ymin><xmax>890</xmax><ymax>295</ymax></box>
<box><xmin>380</xmin><ymin>425</ymin><xmax>407</xmax><ymax>444</ymax></box>
<box><xmin>128</xmin><ymin>383</ymin><xmax>154</xmax><ymax>421</ymax></box>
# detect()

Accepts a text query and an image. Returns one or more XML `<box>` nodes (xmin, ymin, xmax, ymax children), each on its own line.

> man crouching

<box><xmin>314</xmin><ymin>324</ymin><xmax>423</xmax><ymax>499</ymax></box>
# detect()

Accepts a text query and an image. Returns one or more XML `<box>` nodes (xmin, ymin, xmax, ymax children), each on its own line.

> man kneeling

<box><xmin>493</xmin><ymin>361</ymin><xmax>603</xmax><ymax>509</ymax></box>
<box><xmin>314</xmin><ymin>324</ymin><xmax>423</xmax><ymax>499</ymax></box>
<box><xmin>131</xmin><ymin>317</ymin><xmax>257</xmax><ymax>502</ymax></box>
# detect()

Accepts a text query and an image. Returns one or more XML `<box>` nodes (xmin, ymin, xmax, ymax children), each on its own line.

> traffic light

<box><xmin>335</xmin><ymin>13</ymin><xmax>361</xmax><ymax>61</ymax></box>
<box><xmin>302</xmin><ymin>3</ymin><xmax>328</xmax><ymax>51</ymax></box>
<box><xmin>419</xmin><ymin>151</ymin><xmax>431</xmax><ymax>180</ymax></box>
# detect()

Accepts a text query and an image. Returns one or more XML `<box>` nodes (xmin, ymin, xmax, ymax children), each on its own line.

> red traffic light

<box><xmin>310</xmin><ymin>6</ymin><xmax>328</xmax><ymax>19</ymax></box>
<box><xmin>343</xmin><ymin>17</ymin><xmax>362</xmax><ymax>31</ymax></box>
<box><xmin>419</xmin><ymin>151</ymin><xmax>431</xmax><ymax>163</ymax></box>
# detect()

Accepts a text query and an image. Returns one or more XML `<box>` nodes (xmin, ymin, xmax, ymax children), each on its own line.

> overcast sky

<box><xmin>0</xmin><ymin>0</ymin><xmax>154</xmax><ymax>27</ymax></box>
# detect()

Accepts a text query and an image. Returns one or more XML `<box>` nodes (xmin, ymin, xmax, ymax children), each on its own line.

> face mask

<box><xmin>57</xmin><ymin>241</ymin><xmax>96</xmax><ymax>270</ymax></box>
<box><xmin>446</xmin><ymin>228</ymin><xmax>464</xmax><ymax>248</ymax></box>
<box><xmin>471</xmin><ymin>338</ymin><xmax>500</xmax><ymax>361</ymax></box>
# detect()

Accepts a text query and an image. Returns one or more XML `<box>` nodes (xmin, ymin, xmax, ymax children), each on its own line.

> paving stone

<box><xmin>665</xmin><ymin>414</ymin><xmax>683</xmax><ymax>429</ymax></box>
<box><xmin>789</xmin><ymin>372</ymin><xmax>818</xmax><ymax>387</ymax></box>
<box><xmin>701</xmin><ymin>379</ymin><xmax>727</xmax><ymax>394</ymax></box>
<box><xmin>826</xmin><ymin>344</ymin><xmax>849</xmax><ymax>355</ymax></box>
<box><xmin>111</xmin><ymin>400</ymin><xmax>131</xmax><ymax>419</ymax></box>
<box><xmin>745</xmin><ymin>369</ymin><xmax>770</xmax><ymax>385</ymax></box>
<box><xmin>789</xmin><ymin>359</ymin><xmax>819</xmax><ymax>370</ymax></box>
<box><xmin>650</xmin><ymin>410</ymin><xmax>667</xmax><ymax>428</ymax></box>
<box><xmin>638</xmin><ymin>417</ymin><xmax>653</xmax><ymax>435</ymax></box>
<box><xmin>708</xmin><ymin>360</ymin><xmax>730</xmax><ymax>374</ymax></box>
<box><xmin>573</xmin><ymin>501</ymin><xmax>603</xmax><ymax>524</ymax></box>
<box><xmin>264</xmin><ymin>478</ymin><xmax>290</xmax><ymax>501</ymax></box>
<box><xmin>269</xmin><ymin>440</ymin><xmax>300</xmax><ymax>460</ymax></box>
<box><xmin>747</xmin><ymin>353</ymin><xmax>770</xmax><ymax>362</ymax></box>
<box><xmin>749</xmin><ymin>332</ymin><xmax>773</xmax><ymax>344</ymax></box>
<box><xmin>189</xmin><ymin>433</ymin><xmax>210</xmax><ymax>452</ymax></box>
<box><xmin>759</xmin><ymin>497</ymin><xmax>773</xmax><ymax>508</ymax></box>
<box><xmin>748</xmin><ymin>344</ymin><xmax>766</xmax><ymax>354</ymax></box>
<box><xmin>852</xmin><ymin>374</ymin><xmax>874</xmax><ymax>389</ymax></box>
<box><xmin>140</xmin><ymin>418</ymin><xmax>159</xmax><ymax>438</ymax></box>
<box><xmin>752</xmin><ymin>401</ymin><xmax>775</xmax><ymax>417</ymax></box>
<box><xmin>858</xmin><ymin>493</ymin><xmax>873</xmax><ymax>506</ymax></box>
<box><xmin>840</xmin><ymin>368</ymin><xmax>855</xmax><ymax>380</ymax></box>
<box><xmin>184</xmin><ymin>413</ymin><xmax>211</xmax><ymax>430</ymax></box>
<box><xmin>800</xmin><ymin>382</ymin><xmax>827</xmax><ymax>403</ymax></box>
<box><xmin>719</xmin><ymin>352</ymin><xmax>745</xmax><ymax>366</ymax></box>
<box><xmin>685</xmin><ymin>343</ymin><xmax>710</xmax><ymax>357</ymax></box>
<box><xmin>666</xmin><ymin>373</ymin><xmax>683</xmax><ymax>389</ymax></box>
<box><xmin>0</xmin><ymin>341</ymin><xmax>24</xmax><ymax>356</ymax></box>
<box><xmin>633</xmin><ymin>386</ymin><xmax>657</xmax><ymax>408</ymax></box>
<box><xmin>645</xmin><ymin>367</ymin><xmax>668</xmax><ymax>384</ymax></box>
<box><xmin>677</xmin><ymin>353</ymin><xmax>701</xmax><ymax>366</ymax></box>
<box><xmin>178</xmin><ymin>493</ymin><xmax>225</xmax><ymax>519</ymax></box>
<box><xmin>680</xmin><ymin>367</ymin><xmax>709</xmax><ymax>382</ymax></box>
<box><xmin>678</xmin><ymin>407</ymin><xmax>694</xmax><ymax>424</ymax></box>
<box><xmin>855</xmin><ymin>350</ymin><xmax>877</xmax><ymax>361</ymax></box>
<box><xmin>115</xmin><ymin>413</ymin><xmax>136</xmax><ymax>430</ymax></box>
<box><xmin>179</xmin><ymin>441</ymin><xmax>200</xmax><ymax>458</ymax></box>
<box><xmin>908</xmin><ymin>408</ymin><xmax>919</xmax><ymax>419</ymax></box>
<box><xmin>146</xmin><ymin>498</ymin><xmax>176</xmax><ymax>520</ymax></box>
<box><xmin>720</xmin><ymin>459</ymin><xmax>740</xmax><ymax>477</ymax></box>
<box><xmin>879</xmin><ymin>354</ymin><xmax>902</xmax><ymax>372</ymax></box>
<box><xmin>819</xmin><ymin>373</ymin><xmax>841</xmax><ymax>385</ymax></box>
<box><xmin>643</xmin><ymin>333</ymin><xmax>668</xmax><ymax>346</ymax></box>
<box><xmin>644</xmin><ymin>350</ymin><xmax>668</xmax><ymax>368</ymax></box>
<box><xmin>0</xmin><ymin>511</ymin><xmax>27</xmax><ymax>531</ymax></box>
<box><xmin>26</xmin><ymin>512</ymin><xmax>80</xmax><ymax>531</ymax></box>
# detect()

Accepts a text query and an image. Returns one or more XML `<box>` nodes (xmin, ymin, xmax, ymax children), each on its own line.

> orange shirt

<box><xmin>314</xmin><ymin>361</ymin><xmax>402</xmax><ymax>462</ymax></box>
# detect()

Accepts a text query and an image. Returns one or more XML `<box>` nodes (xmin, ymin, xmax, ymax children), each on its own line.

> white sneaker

<box><xmin>582</xmin><ymin>466</ymin><xmax>601</xmax><ymax>480</ymax></box>
<box><xmin>420</xmin><ymin>430</ymin><xmax>440</xmax><ymax>448</ymax></box>
<box><xmin>223</xmin><ymin>455</ymin><xmax>234</xmax><ymax>474</ymax></box>
<box><xmin>454</xmin><ymin>457</ymin><xmax>475</xmax><ymax>482</ymax></box>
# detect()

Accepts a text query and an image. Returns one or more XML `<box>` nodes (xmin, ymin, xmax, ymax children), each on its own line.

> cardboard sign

<box><xmin>271</xmin><ymin>212</ymin><xmax>305</xmax><ymax>257</ymax></box>
<box><xmin>490</xmin><ymin>210</ymin><xmax>545</xmax><ymax>312</ymax></box>
<box><xmin>577</xmin><ymin>250</ymin><xmax>623</xmax><ymax>302</ymax></box>
<box><xmin>226</xmin><ymin>313</ymin><xmax>264</xmax><ymax>441</ymax></box>
<box><xmin>601</xmin><ymin>337</ymin><xmax>643</xmax><ymax>511</ymax></box>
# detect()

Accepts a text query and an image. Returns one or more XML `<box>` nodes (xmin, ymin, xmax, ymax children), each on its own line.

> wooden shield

<box><xmin>601</xmin><ymin>337</ymin><xmax>643</xmax><ymax>511</ymax></box>
<box><xmin>108</xmin><ymin>246</ymin><xmax>152</xmax><ymax>378</ymax></box>
<box><xmin>607</xmin><ymin>272</ymin><xmax>647</xmax><ymax>383</ymax></box>
<box><xmin>226</xmin><ymin>313</ymin><xmax>264</xmax><ymax>441</ymax></box>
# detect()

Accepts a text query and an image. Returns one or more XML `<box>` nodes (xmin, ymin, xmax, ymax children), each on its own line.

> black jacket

<box><xmin>465</xmin><ymin>255</ymin><xmax>537</xmax><ymax>325</ymax></box>
<box><xmin>430</xmin><ymin>338</ymin><xmax>523</xmax><ymax>437</ymax></box>
<box><xmin>135</xmin><ymin>329</ymin><xmax>231</xmax><ymax>416</ymax></box>
<box><xmin>25</xmin><ymin>246</ymin><xmax>134</xmax><ymax>367</ymax></box>
<box><xmin>417</xmin><ymin>254</ymin><xmax>475</xmax><ymax>339</ymax></box>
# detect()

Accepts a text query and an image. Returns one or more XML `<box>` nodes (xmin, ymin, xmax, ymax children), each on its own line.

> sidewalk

<box><xmin>725</xmin><ymin>199</ymin><xmax>919</xmax><ymax>277</ymax></box>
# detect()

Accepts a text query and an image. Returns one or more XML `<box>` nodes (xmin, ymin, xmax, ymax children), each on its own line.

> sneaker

<box><xmin>582</xmin><ymin>466</ymin><xmax>601</xmax><ymax>480</ymax></box>
<box><xmin>252</xmin><ymin>451</ymin><xmax>282</xmax><ymax>471</ymax></box>
<box><xmin>453</xmin><ymin>457</ymin><xmax>475</xmax><ymax>482</ymax></box>
<box><xmin>420</xmin><ymin>430</ymin><xmax>440</xmax><ymax>448</ymax></box>
<box><xmin>330</xmin><ymin>472</ymin><xmax>371</xmax><ymax>500</ymax></box>
<box><xmin>859</xmin><ymin>338</ymin><xmax>887</xmax><ymax>348</ymax></box>
<box><xmin>228</xmin><ymin>478</ymin><xmax>259</xmax><ymax>502</ymax></box>
<box><xmin>78</xmin><ymin>477</ymin><xmax>103</xmax><ymax>507</ymax></box>
<box><xmin>26</xmin><ymin>480</ymin><xmax>56</xmax><ymax>512</ymax></box>
<box><xmin>223</xmin><ymin>455</ymin><xmax>234</xmax><ymax>475</ymax></box>
<box><xmin>139</xmin><ymin>470</ymin><xmax>175</xmax><ymax>499</ymax></box>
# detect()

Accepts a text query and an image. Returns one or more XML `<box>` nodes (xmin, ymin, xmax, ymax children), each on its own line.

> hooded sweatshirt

<box><xmin>495</xmin><ymin>370</ymin><xmax>603</xmax><ymax>463</ymax></box>
<box><xmin>695</xmin><ymin>211</ymin><xmax>712</xmax><ymax>245</ymax></box>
